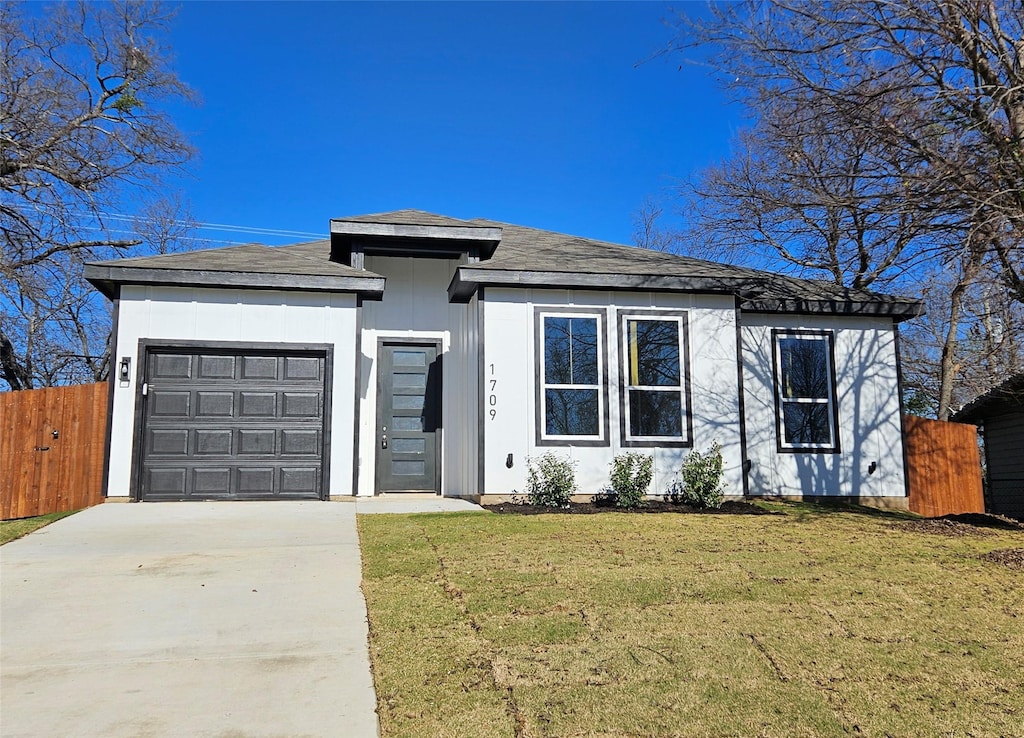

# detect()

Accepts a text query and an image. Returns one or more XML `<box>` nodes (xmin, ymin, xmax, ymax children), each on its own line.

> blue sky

<box><xmin>165</xmin><ymin>2</ymin><xmax>743</xmax><ymax>247</ymax></box>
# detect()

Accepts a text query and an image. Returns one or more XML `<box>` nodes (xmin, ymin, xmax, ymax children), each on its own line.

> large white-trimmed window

<box><xmin>773</xmin><ymin>330</ymin><xmax>840</xmax><ymax>452</ymax></box>
<box><xmin>536</xmin><ymin>309</ymin><xmax>608</xmax><ymax>446</ymax></box>
<box><xmin>619</xmin><ymin>311</ymin><xmax>691</xmax><ymax>446</ymax></box>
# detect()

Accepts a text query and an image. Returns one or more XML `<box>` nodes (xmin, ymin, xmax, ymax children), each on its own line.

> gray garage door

<box><xmin>139</xmin><ymin>349</ymin><xmax>328</xmax><ymax>501</ymax></box>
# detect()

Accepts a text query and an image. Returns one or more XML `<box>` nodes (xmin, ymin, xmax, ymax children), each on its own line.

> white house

<box><xmin>85</xmin><ymin>210</ymin><xmax>922</xmax><ymax>507</ymax></box>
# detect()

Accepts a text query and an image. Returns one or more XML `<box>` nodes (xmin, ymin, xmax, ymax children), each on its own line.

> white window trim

<box><xmin>619</xmin><ymin>312</ymin><xmax>690</xmax><ymax>446</ymax></box>
<box><xmin>537</xmin><ymin>309</ymin><xmax>607</xmax><ymax>445</ymax></box>
<box><xmin>773</xmin><ymin>330</ymin><xmax>839</xmax><ymax>452</ymax></box>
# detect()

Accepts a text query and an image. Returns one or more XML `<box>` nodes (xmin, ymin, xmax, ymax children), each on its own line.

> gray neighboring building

<box><xmin>953</xmin><ymin>373</ymin><xmax>1024</xmax><ymax>521</ymax></box>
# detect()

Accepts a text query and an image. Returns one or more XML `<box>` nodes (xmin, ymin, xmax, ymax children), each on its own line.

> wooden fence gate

<box><xmin>904</xmin><ymin>415</ymin><xmax>985</xmax><ymax>518</ymax></box>
<box><xmin>1</xmin><ymin>383</ymin><xmax>109</xmax><ymax>520</ymax></box>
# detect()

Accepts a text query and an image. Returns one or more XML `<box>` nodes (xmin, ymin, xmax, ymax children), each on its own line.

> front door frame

<box><xmin>374</xmin><ymin>337</ymin><xmax>443</xmax><ymax>495</ymax></box>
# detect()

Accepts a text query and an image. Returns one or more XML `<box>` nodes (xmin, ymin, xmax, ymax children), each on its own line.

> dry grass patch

<box><xmin>358</xmin><ymin>506</ymin><xmax>1024</xmax><ymax>738</ymax></box>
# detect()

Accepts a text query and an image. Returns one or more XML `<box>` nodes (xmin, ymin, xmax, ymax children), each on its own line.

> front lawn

<box><xmin>358</xmin><ymin>505</ymin><xmax>1023</xmax><ymax>738</ymax></box>
<box><xmin>0</xmin><ymin>510</ymin><xmax>79</xmax><ymax>545</ymax></box>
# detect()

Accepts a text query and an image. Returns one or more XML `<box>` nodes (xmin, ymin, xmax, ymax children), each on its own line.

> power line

<box><xmin>7</xmin><ymin>203</ymin><xmax>324</xmax><ymax>240</ymax></box>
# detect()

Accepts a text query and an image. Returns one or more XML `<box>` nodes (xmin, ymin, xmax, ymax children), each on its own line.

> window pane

<box><xmin>629</xmin><ymin>390</ymin><xmax>683</xmax><ymax>437</ymax></box>
<box><xmin>627</xmin><ymin>319</ymin><xmax>680</xmax><ymax>387</ymax></box>
<box><xmin>779</xmin><ymin>338</ymin><xmax>829</xmax><ymax>399</ymax></box>
<box><xmin>544</xmin><ymin>317</ymin><xmax>572</xmax><ymax>383</ymax></box>
<box><xmin>782</xmin><ymin>403</ymin><xmax>832</xmax><ymax>445</ymax></box>
<box><xmin>569</xmin><ymin>318</ymin><xmax>599</xmax><ymax>384</ymax></box>
<box><xmin>544</xmin><ymin>316</ymin><xmax>598</xmax><ymax>385</ymax></box>
<box><xmin>546</xmin><ymin>388</ymin><xmax>599</xmax><ymax>436</ymax></box>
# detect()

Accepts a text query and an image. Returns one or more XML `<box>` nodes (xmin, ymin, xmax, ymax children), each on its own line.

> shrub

<box><xmin>608</xmin><ymin>452</ymin><xmax>653</xmax><ymax>508</ymax></box>
<box><xmin>524</xmin><ymin>453</ymin><xmax>577</xmax><ymax>507</ymax></box>
<box><xmin>668</xmin><ymin>441</ymin><xmax>725</xmax><ymax>509</ymax></box>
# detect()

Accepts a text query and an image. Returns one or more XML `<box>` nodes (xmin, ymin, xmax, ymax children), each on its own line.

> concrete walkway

<box><xmin>1</xmin><ymin>502</ymin><xmax>380</xmax><ymax>738</ymax></box>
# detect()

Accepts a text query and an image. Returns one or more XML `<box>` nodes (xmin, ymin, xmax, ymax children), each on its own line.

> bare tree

<box><xmin>1</xmin><ymin>1</ymin><xmax>195</xmax><ymax>390</ymax></box>
<box><xmin>674</xmin><ymin>0</ymin><xmax>1024</xmax><ymax>418</ymax></box>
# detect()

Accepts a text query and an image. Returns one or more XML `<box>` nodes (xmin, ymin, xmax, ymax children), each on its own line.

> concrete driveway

<box><xmin>1</xmin><ymin>502</ymin><xmax>379</xmax><ymax>738</ymax></box>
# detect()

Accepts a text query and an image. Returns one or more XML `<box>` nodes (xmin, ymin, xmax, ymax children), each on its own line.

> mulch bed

<box><xmin>899</xmin><ymin>513</ymin><xmax>1024</xmax><ymax>538</ymax></box>
<box><xmin>482</xmin><ymin>500</ymin><xmax>775</xmax><ymax>516</ymax></box>
<box><xmin>980</xmin><ymin>548</ymin><xmax>1024</xmax><ymax>570</ymax></box>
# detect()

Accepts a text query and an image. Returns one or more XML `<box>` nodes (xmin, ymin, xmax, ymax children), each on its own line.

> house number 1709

<box><xmin>488</xmin><ymin>363</ymin><xmax>497</xmax><ymax>420</ymax></box>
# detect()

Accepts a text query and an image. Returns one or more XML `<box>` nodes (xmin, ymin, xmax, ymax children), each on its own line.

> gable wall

<box><xmin>107</xmin><ymin>285</ymin><xmax>358</xmax><ymax>498</ymax></box>
<box><xmin>740</xmin><ymin>314</ymin><xmax>907</xmax><ymax>499</ymax></box>
<box><xmin>480</xmin><ymin>287</ymin><xmax>744</xmax><ymax>497</ymax></box>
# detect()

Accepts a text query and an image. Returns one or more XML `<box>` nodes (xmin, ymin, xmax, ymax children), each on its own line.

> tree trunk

<box><xmin>0</xmin><ymin>331</ymin><xmax>33</xmax><ymax>390</ymax></box>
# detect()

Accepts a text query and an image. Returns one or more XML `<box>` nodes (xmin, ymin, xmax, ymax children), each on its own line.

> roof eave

<box><xmin>448</xmin><ymin>268</ymin><xmax>740</xmax><ymax>303</ymax></box>
<box><xmin>331</xmin><ymin>219</ymin><xmax>503</xmax><ymax>259</ymax></box>
<box><xmin>739</xmin><ymin>297</ymin><xmax>925</xmax><ymax>323</ymax></box>
<box><xmin>449</xmin><ymin>267</ymin><xmax>925</xmax><ymax>321</ymax></box>
<box><xmin>83</xmin><ymin>264</ymin><xmax>386</xmax><ymax>301</ymax></box>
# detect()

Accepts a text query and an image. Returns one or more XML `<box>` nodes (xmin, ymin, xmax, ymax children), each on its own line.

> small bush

<box><xmin>668</xmin><ymin>441</ymin><xmax>725</xmax><ymax>509</ymax></box>
<box><xmin>525</xmin><ymin>453</ymin><xmax>577</xmax><ymax>507</ymax></box>
<box><xmin>608</xmin><ymin>452</ymin><xmax>653</xmax><ymax>508</ymax></box>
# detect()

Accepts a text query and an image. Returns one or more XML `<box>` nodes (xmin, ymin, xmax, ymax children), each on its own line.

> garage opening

<box><xmin>136</xmin><ymin>345</ymin><xmax>331</xmax><ymax>501</ymax></box>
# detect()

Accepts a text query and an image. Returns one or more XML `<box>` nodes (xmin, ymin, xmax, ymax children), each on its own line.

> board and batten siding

<box><xmin>982</xmin><ymin>409</ymin><xmax>1024</xmax><ymax>520</ymax></box>
<box><xmin>480</xmin><ymin>288</ymin><xmax>744</xmax><ymax>497</ymax></box>
<box><xmin>107</xmin><ymin>285</ymin><xmax>359</xmax><ymax>498</ymax></box>
<box><xmin>740</xmin><ymin>314</ymin><xmax>907</xmax><ymax>498</ymax></box>
<box><xmin>356</xmin><ymin>255</ymin><xmax>478</xmax><ymax>497</ymax></box>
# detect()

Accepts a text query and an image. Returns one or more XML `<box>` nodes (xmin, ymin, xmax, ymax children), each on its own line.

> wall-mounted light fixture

<box><xmin>118</xmin><ymin>356</ymin><xmax>132</xmax><ymax>382</ymax></box>
<box><xmin>868</xmin><ymin>461</ymin><xmax>878</xmax><ymax>475</ymax></box>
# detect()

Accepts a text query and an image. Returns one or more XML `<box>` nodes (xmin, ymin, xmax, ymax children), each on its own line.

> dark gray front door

<box><xmin>139</xmin><ymin>348</ymin><xmax>327</xmax><ymax>501</ymax></box>
<box><xmin>376</xmin><ymin>342</ymin><xmax>440</xmax><ymax>493</ymax></box>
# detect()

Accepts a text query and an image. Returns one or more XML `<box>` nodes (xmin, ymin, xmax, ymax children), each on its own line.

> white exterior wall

<box><xmin>356</xmin><ymin>256</ymin><xmax>477</xmax><ymax>497</ymax></box>
<box><xmin>740</xmin><ymin>314</ymin><xmax>907</xmax><ymax>498</ymax></box>
<box><xmin>106</xmin><ymin>285</ymin><xmax>358</xmax><ymax>498</ymax></box>
<box><xmin>480</xmin><ymin>288</ymin><xmax>744</xmax><ymax>497</ymax></box>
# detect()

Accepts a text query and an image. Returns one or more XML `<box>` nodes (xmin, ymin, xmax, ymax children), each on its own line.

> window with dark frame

<box><xmin>540</xmin><ymin>314</ymin><xmax>602</xmax><ymax>439</ymax></box>
<box><xmin>622</xmin><ymin>315</ymin><xmax>687</xmax><ymax>443</ymax></box>
<box><xmin>774</xmin><ymin>331</ymin><xmax>838</xmax><ymax>450</ymax></box>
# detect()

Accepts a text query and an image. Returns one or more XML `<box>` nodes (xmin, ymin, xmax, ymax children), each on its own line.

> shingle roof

<box><xmin>951</xmin><ymin>372</ymin><xmax>1024</xmax><ymax>423</ymax></box>
<box><xmin>84</xmin><ymin>241</ymin><xmax>385</xmax><ymax>299</ymax></box>
<box><xmin>85</xmin><ymin>209</ymin><xmax>923</xmax><ymax>320</ymax></box>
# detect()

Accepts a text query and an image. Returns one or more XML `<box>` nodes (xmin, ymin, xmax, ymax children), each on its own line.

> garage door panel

<box><xmin>150</xmin><ymin>391</ymin><xmax>191</xmax><ymax>417</ymax></box>
<box><xmin>147</xmin><ymin>429</ymin><xmax>189</xmax><ymax>456</ymax></box>
<box><xmin>239</xmin><ymin>428</ymin><xmax>276</xmax><ymax>454</ymax></box>
<box><xmin>281</xmin><ymin>468</ymin><xmax>319</xmax><ymax>495</ymax></box>
<box><xmin>282</xmin><ymin>429</ymin><xmax>319</xmax><ymax>455</ymax></box>
<box><xmin>240</xmin><ymin>392</ymin><xmax>277</xmax><ymax>417</ymax></box>
<box><xmin>140</xmin><ymin>348</ymin><xmax>326</xmax><ymax>501</ymax></box>
<box><xmin>195</xmin><ymin>391</ymin><xmax>233</xmax><ymax>417</ymax></box>
<box><xmin>285</xmin><ymin>356</ymin><xmax>321</xmax><ymax>380</ymax></box>
<box><xmin>282</xmin><ymin>392</ymin><xmax>319</xmax><ymax>417</ymax></box>
<box><xmin>195</xmin><ymin>429</ymin><xmax>233</xmax><ymax>455</ymax></box>
<box><xmin>150</xmin><ymin>354</ymin><xmax>192</xmax><ymax>380</ymax></box>
<box><xmin>238</xmin><ymin>467</ymin><xmax>276</xmax><ymax>496</ymax></box>
<box><xmin>147</xmin><ymin>468</ymin><xmax>188</xmax><ymax>496</ymax></box>
<box><xmin>242</xmin><ymin>356</ymin><xmax>278</xmax><ymax>379</ymax></box>
<box><xmin>199</xmin><ymin>354</ymin><xmax>236</xmax><ymax>378</ymax></box>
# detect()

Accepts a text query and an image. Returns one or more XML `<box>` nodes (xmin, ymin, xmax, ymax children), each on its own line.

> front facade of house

<box><xmin>85</xmin><ymin>210</ymin><xmax>921</xmax><ymax>505</ymax></box>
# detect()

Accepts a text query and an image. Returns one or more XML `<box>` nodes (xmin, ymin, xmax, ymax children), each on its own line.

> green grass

<box><xmin>358</xmin><ymin>505</ymin><xmax>1024</xmax><ymax>738</ymax></box>
<box><xmin>0</xmin><ymin>510</ymin><xmax>79</xmax><ymax>544</ymax></box>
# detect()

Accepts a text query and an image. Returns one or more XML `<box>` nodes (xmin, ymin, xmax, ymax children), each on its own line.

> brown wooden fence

<box><xmin>1</xmin><ymin>383</ymin><xmax>109</xmax><ymax>520</ymax></box>
<box><xmin>904</xmin><ymin>415</ymin><xmax>985</xmax><ymax>517</ymax></box>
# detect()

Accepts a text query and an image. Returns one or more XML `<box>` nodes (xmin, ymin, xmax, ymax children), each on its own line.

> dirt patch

<box><xmin>899</xmin><ymin>513</ymin><xmax>1024</xmax><ymax>537</ymax></box>
<box><xmin>980</xmin><ymin>548</ymin><xmax>1024</xmax><ymax>570</ymax></box>
<box><xmin>482</xmin><ymin>500</ymin><xmax>775</xmax><ymax>516</ymax></box>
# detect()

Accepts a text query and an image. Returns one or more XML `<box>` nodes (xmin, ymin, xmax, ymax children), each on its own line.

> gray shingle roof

<box><xmin>84</xmin><ymin>209</ymin><xmax>923</xmax><ymax>320</ymax></box>
<box><xmin>85</xmin><ymin>241</ymin><xmax>385</xmax><ymax>299</ymax></box>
